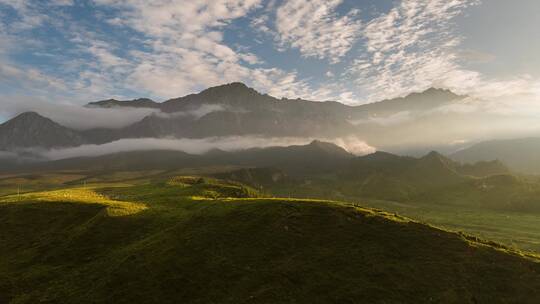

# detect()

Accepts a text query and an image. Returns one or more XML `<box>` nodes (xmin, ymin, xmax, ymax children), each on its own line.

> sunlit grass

<box><xmin>0</xmin><ymin>187</ymin><xmax>147</xmax><ymax>216</ymax></box>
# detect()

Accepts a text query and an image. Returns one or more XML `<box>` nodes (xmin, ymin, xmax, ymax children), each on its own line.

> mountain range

<box><xmin>3</xmin><ymin>82</ymin><xmax>540</xmax><ymax>177</ymax></box>
<box><xmin>0</xmin><ymin>82</ymin><xmax>463</xmax><ymax>151</ymax></box>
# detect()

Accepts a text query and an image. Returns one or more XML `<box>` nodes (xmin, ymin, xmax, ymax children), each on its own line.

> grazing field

<box><xmin>2</xmin><ymin>173</ymin><xmax>540</xmax><ymax>303</ymax></box>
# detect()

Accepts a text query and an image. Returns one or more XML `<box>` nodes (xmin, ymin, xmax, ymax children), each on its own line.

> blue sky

<box><xmin>0</xmin><ymin>0</ymin><xmax>539</xmax><ymax>110</ymax></box>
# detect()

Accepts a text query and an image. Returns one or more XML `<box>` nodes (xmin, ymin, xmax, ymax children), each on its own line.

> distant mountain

<box><xmin>221</xmin><ymin>149</ymin><xmax>530</xmax><ymax>212</ymax></box>
<box><xmin>83</xmin><ymin>83</ymin><xmax>464</xmax><ymax>141</ymax></box>
<box><xmin>0</xmin><ymin>83</ymin><xmax>466</xmax><ymax>151</ymax></box>
<box><xmin>114</xmin><ymin>83</ymin><xmax>355</xmax><ymax>139</ymax></box>
<box><xmin>0</xmin><ymin>112</ymin><xmax>85</xmax><ymax>150</ymax></box>
<box><xmin>456</xmin><ymin>159</ymin><xmax>510</xmax><ymax>177</ymax></box>
<box><xmin>87</xmin><ymin>83</ymin><xmax>462</xmax><ymax>117</ymax></box>
<box><xmin>357</xmin><ymin>87</ymin><xmax>463</xmax><ymax>117</ymax></box>
<box><xmin>451</xmin><ymin>138</ymin><xmax>540</xmax><ymax>174</ymax></box>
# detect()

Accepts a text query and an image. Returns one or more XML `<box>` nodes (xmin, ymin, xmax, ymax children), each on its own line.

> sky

<box><xmin>0</xmin><ymin>0</ymin><xmax>539</xmax><ymax>110</ymax></box>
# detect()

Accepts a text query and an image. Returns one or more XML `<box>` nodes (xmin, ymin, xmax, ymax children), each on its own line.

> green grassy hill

<box><xmin>1</xmin><ymin>177</ymin><xmax>540</xmax><ymax>303</ymax></box>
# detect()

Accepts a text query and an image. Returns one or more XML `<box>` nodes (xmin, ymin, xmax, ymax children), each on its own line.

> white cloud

<box><xmin>0</xmin><ymin>0</ymin><xmax>46</xmax><ymax>30</ymax></box>
<box><xmin>78</xmin><ymin>0</ymin><xmax>322</xmax><ymax>100</ymax></box>
<box><xmin>0</xmin><ymin>96</ymin><xmax>159</xmax><ymax>130</ymax></box>
<box><xmin>348</xmin><ymin>0</ymin><xmax>540</xmax><ymax>102</ymax></box>
<box><xmin>0</xmin><ymin>62</ymin><xmax>68</xmax><ymax>91</ymax></box>
<box><xmin>41</xmin><ymin>137</ymin><xmax>306</xmax><ymax>159</ymax></box>
<box><xmin>331</xmin><ymin>136</ymin><xmax>376</xmax><ymax>155</ymax></box>
<box><xmin>155</xmin><ymin>104</ymin><xmax>230</xmax><ymax>120</ymax></box>
<box><xmin>35</xmin><ymin>135</ymin><xmax>373</xmax><ymax>160</ymax></box>
<box><xmin>349</xmin><ymin>111</ymin><xmax>413</xmax><ymax>127</ymax></box>
<box><xmin>0</xmin><ymin>0</ymin><xmax>322</xmax><ymax>102</ymax></box>
<box><xmin>274</xmin><ymin>0</ymin><xmax>362</xmax><ymax>63</ymax></box>
<box><xmin>349</xmin><ymin>0</ymin><xmax>480</xmax><ymax>101</ymax></box>
<box><xmin>0</xmin><ymin>96</ymin><xmax>256</xmax><ymax>130</ymax></box>
<box><xmin>1</xmin><ymin>0</ymin><xmax>538</xmax><ymax>108</ymax></box>
<box><xmin>50</xmin><ymin>0</ymin><xmax>73</xmax><ymax>6</ymax></box>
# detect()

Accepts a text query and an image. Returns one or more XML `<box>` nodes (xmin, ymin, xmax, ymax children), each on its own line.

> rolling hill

<box><xmin>1</xmin><ymin>178</ymin><xmax>540</xmax><ymax>303</ymax></box>
<box><xmin>15</xmin><ymin>140</ymin><xmax>354</xmax><ymax>176</ymax></box>
<box><xmin>8</xmin><ymin>142</ymin><xmax>519</xmax><ymax>211</ymax></box>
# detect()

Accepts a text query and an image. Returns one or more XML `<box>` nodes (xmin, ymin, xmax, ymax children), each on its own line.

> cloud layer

<box><xmin>38</xmin><ymin>136</ymin><xmax>375</xmax><ymax>160</ymax></box>
<box><xmin>0</xmin><ymin>96</ymin><xmax>158</xmax><ymax>130</ymax></box>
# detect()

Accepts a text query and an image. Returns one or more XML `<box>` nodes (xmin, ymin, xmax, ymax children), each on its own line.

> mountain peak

<box><xmin>423</xmin><ymin>87</ymin><xmax>450</xmax><ymax>94</ymax></box>
<box><xmin>3</xmin><ymin>112</ymin><xmax>50</xmax><ymax>126</ymax></box>
<box><xmin>420</xmin><ymin>151</ymin><xmax>452</xmax><ymax>163</ymax></box>
<box><xmin>199</xmin><ymin>82</ymin><xmax>257</xmax><ymax>96</ymax></box>
<box><xmin>14</xmin><ymin>111</ymin><xmax>43</xmax><ymax>119</ymax></box>
<box><xmin>417</xmin><ymin>151</ymin><xmax>459</xmax><ymax>173</ymax></box>
<box><xmin>413</xmin><ymin>87</ymin><xmax>463</xmax><ymax>99</ymax></box>
<box><xmin>424</xmin><ymin>150</ymin><xmax>444</xmax><ymax>158</ymax></box>
<box><xmin>305</xmin><ymin>140</ymin><xmax>353</xmax><ymax>158</ymax></box>
<box><xmin>161</xmin><ymin>82</ymin><xmax>269</xmax><ymax>113</ymax></box>
<box><xmin>227</xmin><ymin>82</ymin><xmax>249</xmax><ymax>88</ymax></box>
<box><xmin>360</xmin><ymin>151</ymin><xmax>402</xmax><ymax>162</ymax></box>
<box><xmin>0</xmin><ymin>112</ymin><xmax>84</xmax><ymax>149</ymax></box>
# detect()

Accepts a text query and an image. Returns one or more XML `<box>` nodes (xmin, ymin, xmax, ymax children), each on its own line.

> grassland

<box><xmin>261</xmin><ymin>174</ymin><xmax>540</xmax><ymax>254</ymax></box>
<box><xmin>357</xmin><ymin>198</ymin><xmax>540</xmax><ymax>253</ymax></box>
<box><xmin>2</xmin><ymin>173</ymin><xmax>540</xmax><ymax>303</ymax></box>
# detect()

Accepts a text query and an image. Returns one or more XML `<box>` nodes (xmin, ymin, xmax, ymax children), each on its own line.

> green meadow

<box><xmin>1</xmin><ymin>171</ymin><xmax>540</xmax><ymax>303</ymax></box>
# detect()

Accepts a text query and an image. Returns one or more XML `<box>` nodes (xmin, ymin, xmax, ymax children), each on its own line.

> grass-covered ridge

<box><xmin>0</xmin><ymin>187</ymin><xmax>147</xmax><ymax>216</ymax></box>
<box><xmin>2</xmin><ymin>177</ymin><xmax>540</xmax><ymax>303</ymax></box>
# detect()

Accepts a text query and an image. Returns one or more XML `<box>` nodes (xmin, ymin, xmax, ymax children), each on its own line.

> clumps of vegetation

<box><xmin>165</xmin><ymin>175</ymin><xmax>262</xmax><ymax>199</ymax></box>
<box><xmin>167</xmin><ymin>176</ymin><xmax>207</xmax><ymax>187</ymax></box>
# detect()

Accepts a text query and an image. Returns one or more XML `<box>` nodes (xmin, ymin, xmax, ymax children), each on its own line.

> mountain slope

<box><xmin>0</xmin><ymin>112</ymin><xmax>85</xmax><ymax>150</ymax></box>
<box><xmin>451</xmin><ymin>138</ymin><xmax>540</xmax><ymax>174</ymax></box>
<box><xmin>1</xmin><ymin>180</ymin><xmax>540</xmax><ymax>303</ymax></box>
